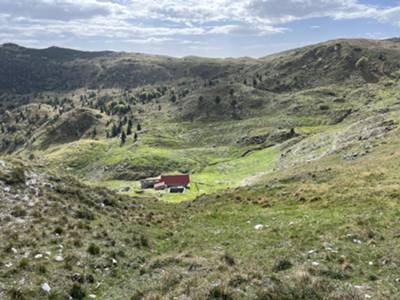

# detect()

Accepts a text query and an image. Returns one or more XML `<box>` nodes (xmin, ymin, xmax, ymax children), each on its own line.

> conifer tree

<box><xmin>120</xmin><ymin>130</ymin><xmax>126</xmax><ymax>146</ymax></box>
<box><xmin>127</xmin><ymin>119</ymin><xmax>133</xmax><ymax>135</ymax></box>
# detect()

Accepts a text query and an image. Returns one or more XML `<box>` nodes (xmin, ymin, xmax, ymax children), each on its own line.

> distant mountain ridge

<box><xmin>1</xmin><ymin>38</ymin><xmax>400</xmax><ymax>94</ymax></box>
<box><xmin>0</xmin><ymin>42</ymin><xmax>243</xmax><ymax>93</ymax></box>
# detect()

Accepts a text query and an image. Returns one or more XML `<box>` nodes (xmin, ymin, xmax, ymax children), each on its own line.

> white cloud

<box><xmin>245</xmin><ymin>0</ymin><xmax>400</xmax><ymax>27</ymax></box>
<box><xmin>125</xmin><ymin>37</ymin><xmax>175</xmax><ymax>44</ymax></box>
<box><xmin>0</xmin><ymin>0</ymin><xmax>123</xmax><ymax>21</ymax></box>
<box><xmin>1</xmin><ymin>0</ymin><xmax>400</xmax><ymax>52</ymax></box>
<box><xmin>247</xmin><ymin>0</ymin><xmax>367</xmax><ymax>23</ymax></box>
<box><xmin>208</xmin><ymin>23</ymin><xmax>286</xmax><ymax>35</ymax></box>
<box><xmin>375</xmin><ymin>6</ymin><xmax>400</xmax><ymax>26</ymax></box>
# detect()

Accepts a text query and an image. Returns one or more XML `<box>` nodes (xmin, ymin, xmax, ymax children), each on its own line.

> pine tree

<box><xmin>111</xmin><ymin>123</ymin><xmax>119</xmax><ymax>137</ymax></box>
<box><xmin>120</xmin><ymin>130</ymin><xmax>126</xmax><ymax>146</ymax></box>
<box><xmin>127</xmin><ymin>119</ymin><xmax>133</xmax><ymax>135</ymax></box>
<box><xmin>91</xmin><ymin>127</ymin><xmax>97</xmax><ymax>139</ymax></box>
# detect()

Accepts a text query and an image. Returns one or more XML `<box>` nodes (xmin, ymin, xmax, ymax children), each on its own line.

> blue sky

<box><xmin>0</xmin><ymin>0</ymin><xmax>399</xmax><ymax>57</ymax></box>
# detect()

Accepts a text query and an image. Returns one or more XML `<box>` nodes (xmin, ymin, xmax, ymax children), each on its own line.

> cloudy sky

<box><xmin>1</xmin><ymin>0</ymin><xmax>400</xmax><ymax>57</ymax></box>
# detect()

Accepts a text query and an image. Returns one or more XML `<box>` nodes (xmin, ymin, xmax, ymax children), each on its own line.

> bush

<box><xmin>133</xmin><ymin>233</ymin><xmax>150</xmax><ymax>248</ymax></box>
<box><xmin>75</xmin><ymin>209</ymin><xmax>95</xmax><ymax>220</ymax></box>
<box><xmin>8</xmin><ymin>288</ymin><xmax>28</xmax><ymax>300</ymax></box>
<box><xmin>318</xmin><ymin>269</ymin><xmax>349</xmax><ymax>280</ymax></box>
<box><xmin>11</xmin><ymin>206</ymin><xmax>27</xmax><ymax>218</ymax></box>
<box><xmin>10</xmin><ymin>166</ymin><xmax>26</xmax><ymax>184</ymax></box>
<box><xmin>1</xmin><ymin>166</ymin><xmax>26</xmax><ymax>185</ymax></box>
<box><xmin>73</xmin><ymin>239</ymin><xmax>83</xmax><ymax>248</ymax></box>
<box><xmin>7</xmin><ymin>287</ymin><xmax>35</xmax><ymax>300</ymax></box>
<box><xmin>70</xmin><ymin>284</ymin><xmax>86</xmax><ymax>300</ymax></box>
<box><xmin>222</xmin><ymin>253</ymin><xmax>235</xmax><ymax>266</ymax></box>
<box><xmin>208</xmin><ymin>285</ymin><xmax>233</xmax><ymax>300</ymax></box>
<box><xmin>54</xmin><ymin>226</ymin><xmax>64</xmax><ymax>235</ymax></box>
<box><xmin>36</xmin><ymin>264</ymin><xmax>47</xmax><ymax>274</ymax></box>
<box><xmin>18</xmin><ymin>257</ymin><xmax>30</xmax><ymax>270</ymax></box>
<box><xmin>273</xmin><ymin>259</ymin><xmax>293</xmax><ymax>272</ymax></box>
<box><xmin>87</xmin><ymin>243</ymin><xmax>100</xmax><ymax>255</ymax></box>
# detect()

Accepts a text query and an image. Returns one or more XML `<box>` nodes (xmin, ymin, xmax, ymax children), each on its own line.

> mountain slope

<box><xmin>3</xmin><ymin>130</ymin><xmax>400</xmax><ymax>298</ymax></box>
<box><xmin>2</xmin><ymin>39</ymin><xmax>400</xmax><ymax>94</ymax></box>
<box><xmin>0</xmin><ymin>43</ymin><xmax>246</xmax><ymax>93</ymax></box>
<box><xmin>2</xmin><ymin>37</ymin><xmax>400</xmax><ymax>299</ymax></box>
<box><xmin>0</xmin><ymin>38</ymin><xmax>400</xmax><ymax>196</ymax></box>
<box><xmin>241</xmin><ymin>38</ymin><xmax>400</xmax><ymax>92</ymax></box>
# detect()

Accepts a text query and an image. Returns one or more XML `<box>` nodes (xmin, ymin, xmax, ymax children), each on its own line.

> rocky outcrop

<box><xmin>237</xmin><ymin>128</ymin><xmax>298</xmax><ymax>146</ymax></box>
<box><xmin>278</xmin><ymin>116</ymin><xmax>398</xmax><ymax>168</ymax></box>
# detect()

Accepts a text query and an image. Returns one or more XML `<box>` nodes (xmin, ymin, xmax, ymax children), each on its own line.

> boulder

<box><xmin>41</xmin><ymin>283</ymin><xmax>51</xmax><ymax>293</ymax></box>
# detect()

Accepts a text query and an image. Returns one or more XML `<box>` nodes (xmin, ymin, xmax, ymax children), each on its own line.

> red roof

<box><xmin>160</xmin><ymin>174</ymin><xmax>190</xmax><ymax>186</ymax></box>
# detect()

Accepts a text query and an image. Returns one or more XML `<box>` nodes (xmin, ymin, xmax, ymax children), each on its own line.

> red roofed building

<box><xmin>160</xmin><ymin>174</ymin><xmax>190</xmax><ymax>187</ymax></box>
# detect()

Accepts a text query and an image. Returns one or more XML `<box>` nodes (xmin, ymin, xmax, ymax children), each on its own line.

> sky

<box><xmin>0</xmin><ymin>0</ymin><xmax>400</xmax><ymax>57</ymax></box>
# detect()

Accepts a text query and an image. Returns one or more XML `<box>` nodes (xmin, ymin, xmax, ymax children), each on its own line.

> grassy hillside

<box><xmin>2</xmin><ymin>128</ymin><xmax>400</xmax><ymax>298</ymax></box>
<box><xmin>1</xmin><ymin>38</ymin><xmax>400</xmax><ymax>299</ymax></box>
<box><xmin>1</xmin><ymin>38</ymin><xmax>400</xmax><ymax>200</ymax></box>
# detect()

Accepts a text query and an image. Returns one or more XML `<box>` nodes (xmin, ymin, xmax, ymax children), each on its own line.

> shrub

<box><xmin>75</xmin><ymin>209</ymin><xmax>95</xmax><ymax>220</ymax></box>
<box><xmin>18</xmin><ymin>257</ymin><xmax>30</xmax><ymax>270</ymax></box>
<box><xmin>70</xmin><ymin>284</ymin><xmax>86</xmax><ymax>300</ymax></box>
<box><xmin>5</xmin><ymin>166</ymin><xmax>26</xmax><ymax>185</ymax></box>
<box><xmin>222</xmin><ymin>253</ymin><xmax>235</xmax><ymax>266</ymax></box>
<box><xmin>273</xmin><ymin>259</ymin><xmax>293</xmax><ymax>272</ymax></box>
<box><xmin>11</xmin><ymin>206</ymin><xmax>27</xmax><ymax>218</ymax></box>
<box><xmin>54</xmin><ymin>226</ymin><xmax>64</xmax><ymax>235</ymax></box>
<box><xmin>8</xmin><ymin>288</ymin><xmax>27</xmax><ymax>300</ymax></box>
<box><xmin>36</xmin><ymin>264</ymin><xmax>47</xmax><ymax>274</ymax></box>
<box><xmin>130</xmin><ymin>290</ymin><xmax>145</xmax><ymax>300</ymax></box>
<box><xmin>318</xmin><ymin>269</ymin><xmax>349</xmax><ymax>280</ymax></box>
<box><xmin>73</xmin><ymin>239</ymin><xmax>83</xmax><ymax>248</ymax></box>
<box><xmin>208</xmin><ymin>285</ymin><xmax>233</xmax><ymax>300</ymax></box>
<box><xmin>87</xmin><ymin>243</ymin><xmax>100</xmax><ymax>255</ymax></box>
<box><xmin>134</xmin><ymin>234</ymin><xmax>150</xmax><ymax>248</ymax></box>
<box><xmin>7</xmin><ymin>287</ymin><xmax>35</xmax><ymax>300</ymax></box>
<box><xmin>103</xmin><ymin>198</ymin><xmax>116</xmax><ymax>206</ymax></box>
